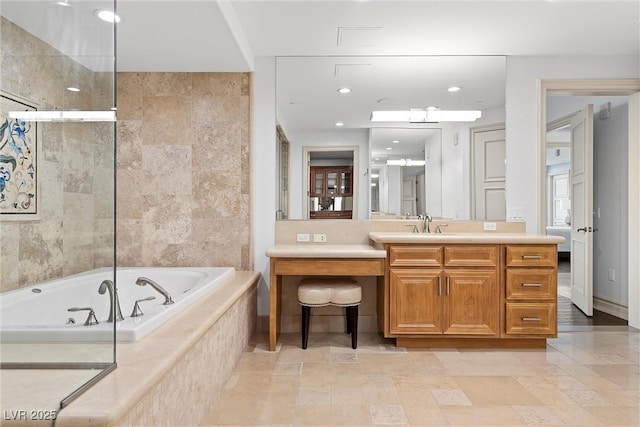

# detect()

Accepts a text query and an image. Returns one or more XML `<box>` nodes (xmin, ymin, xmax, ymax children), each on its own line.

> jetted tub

<box><xmin>0</xmin><ymin>267</ymin><xmax>235</xmax><ymax>342</ymax></box>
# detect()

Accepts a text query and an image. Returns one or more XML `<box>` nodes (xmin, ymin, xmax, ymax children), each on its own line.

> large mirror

<box><xmin>276</xmin><ymin>56</ymin><xmax>506</xmax><ymax>220</ymax></box>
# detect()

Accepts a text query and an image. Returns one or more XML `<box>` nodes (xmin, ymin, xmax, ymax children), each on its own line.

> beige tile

<box><xmin>293</xmin><ymin>404</ymin><xmax>370</xmax><ymax>426</ymax></box>
<box><xmin>455</xmin><ymin>376</ymin><xmax>543</xmax><ymax>406</ymax></box>
<box><xmin>296</xmin><ymin>387</ymin><xmax>331</xmax><ymax>405</ymax></box>
<box><xmin>331</xmin><ymin>387</ymin><xmax>401</xmax><ymax>405</ymax></box>
<box><xmin>511</xmin><ymin>405</ymin><xmax>566</xmax><ymax>426</ymax></box>
<box><xmin>584</xmin><ymin>405</ymin><xmax>640</xmax><ymax>427</ymax></box>
<box><xmin>368</xmin><ymin>403</ymin><xmax>409</xmax><ymax>425</ymax></box>
<box><xmin>440</xmin><ymin>405</ymin><xmax>528</xmax><ymax>426</ymax></box>
<box><xmin>431</xmin><ymin>389</ymin><xmax>472</xmax><ymax>406</ymax></box>
<box><xmin>563</xmin><ymin>389</ymin><xmax>613</xmax><ymax>406</ymax></box>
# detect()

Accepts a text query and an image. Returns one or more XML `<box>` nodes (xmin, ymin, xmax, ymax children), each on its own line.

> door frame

<box><xmin>537</xmin><ymin>78</ymin><xmax>640</xmax><ymax>328</ymax></box>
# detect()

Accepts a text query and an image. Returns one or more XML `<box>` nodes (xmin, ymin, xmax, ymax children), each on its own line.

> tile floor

<box><xmin>204</xmin><ymin>329</ymin><xmax>639</xmax><ymax>426</ymax></box>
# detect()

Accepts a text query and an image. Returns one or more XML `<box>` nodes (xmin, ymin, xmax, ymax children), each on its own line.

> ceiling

<box><xmin>3</xmin><ymin>1</ymin><xmax>638</xmax><ymax>72</ymax></box>
<box><xmin>1</xmin><ymin>0</ymin><xmax>638</xmax><ymax>137</ymax></box>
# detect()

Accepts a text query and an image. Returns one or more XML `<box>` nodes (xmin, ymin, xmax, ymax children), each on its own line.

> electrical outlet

<box><xmin>313</xmin><ymin>233</ymin><xmax>327</xmax><ymax>243</ymax></box>
<box><xmin>483</xmin><ymin>222</ymin><xmax>497</xmax><ymax>231</ymax></box>
<box><xmin>608</xmin><ymin>269</ymin><xmax>615</xmax><ymax>282</ymax></box>
<box><xmin>296</xmin><ymin>233</ymin><xmax>310</xmax><ymax>242</ymax></box>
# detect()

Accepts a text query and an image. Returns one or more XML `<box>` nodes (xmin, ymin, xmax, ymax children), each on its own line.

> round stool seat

<box><xmin>298</xmin><ymin>279</ymin><xmax>361</xmax><ymax>307</ymax></box>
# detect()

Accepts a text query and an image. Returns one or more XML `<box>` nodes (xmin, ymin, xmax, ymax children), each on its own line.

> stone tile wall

<box><xmin>0</xmin><ymin>17</ymin><xmax>115</xmax><ymax>292</ymax></box>
<box><xmin>116</xmin><ymin>73</ymin><xmax>251</xmax><ymax>270</ymax></box>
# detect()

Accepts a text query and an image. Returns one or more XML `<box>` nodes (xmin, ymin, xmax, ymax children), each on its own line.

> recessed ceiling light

<box><xmin>392</xmin><ymin>140</ymin><xmax>400</xmax><ymax>144</ymax></box>
<box><xmin>66</xmin><ymin>87</ymin><xmax>80</xmax><ymax>92</ymax></box>
<box><xmin>335</xmin><ymin>122</ymin><xmax>344</xmax><ymax>127</ymax></box>
<box><xmin>55</xmin><ymin>0</ymin><xmax>71</xmax><ymax>6</ymax></box>
<box><xmin>94</xmin><ymin>9</ymin><xmax>121</xmax><ymax>23</ymax></box>
<box><xmin>386</xmin><ymin>147</ymin><xmax>393</xmax><ymax>151</ymax></box>
<box><xmin>337</xmin><ymin>87</ymin><xmax>352</xmax><ymax>94</ymax></box>
<box><xmin>448</xmin><ymin>86</ymin><xmax>462</xmax><ymax>92</ymax></box>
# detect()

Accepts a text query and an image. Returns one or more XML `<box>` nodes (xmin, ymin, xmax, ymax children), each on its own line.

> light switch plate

<box><xmin>483</xmin><ymin>222</ymin><xmax>497</xmax><ymax>231</ymax></box>
<box><xmin>296</xmin><ymin>233</ymin><xmax>310</xmax><ymax>242</ymax></box>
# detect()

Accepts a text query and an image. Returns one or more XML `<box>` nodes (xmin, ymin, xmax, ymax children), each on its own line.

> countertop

<box><xmin>368</xmin><ymin>232</ymin><xmax>566</xmax><ymax>244</ymax></box>
<box><xmin>266</xmin><ymin>244</ymin><xmax>386</xmax><ymax>258</ymax></box>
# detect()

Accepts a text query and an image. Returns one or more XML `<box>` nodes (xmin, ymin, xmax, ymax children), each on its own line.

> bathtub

<box><xmin>0</xmin><ymin>267</ymin><xmax>235</xmax><ymax>342</ymax></box>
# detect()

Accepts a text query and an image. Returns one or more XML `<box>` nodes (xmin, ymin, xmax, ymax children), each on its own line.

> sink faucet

<box><xmin>98</xmin><ymin>280</ymin><xmax>124</xmax><ymax>322</ymax></box>
<box><xmin>421</xmin><ymin>213</ymin><xmax>433</xmax><ymax>233</ymax></box>
<box><xmin>135</xmin><ymin>277</ymin><xmax>174</xmax><ymax>305</ymax></box>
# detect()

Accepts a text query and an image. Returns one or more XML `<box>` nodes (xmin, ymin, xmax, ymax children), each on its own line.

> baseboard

<box><xmin>594</xmin><ymin>296</ymin><xmax>628</xmax><ymax>320</ymax></box>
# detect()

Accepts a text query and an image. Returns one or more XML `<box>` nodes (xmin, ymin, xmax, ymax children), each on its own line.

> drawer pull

<box><xmin>522</xmin><ymin>283</ymin><xmax>542</xmax><ymax>287</ymax></box>
<box><xmin>522</xmin><ymin>255</ymin><xmax>542</xmax><ymax>260</ymax></box>
<box><xmin>521</xmin><ymin>317</ymin><xmax>541</xmax><ymax>322</ymax></box>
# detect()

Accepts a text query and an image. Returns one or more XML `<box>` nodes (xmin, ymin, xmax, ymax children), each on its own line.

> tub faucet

<box><xmin>135</xmin><ymin>277</ymin><xmax>174</xmax><ymax>305</ymax></box>
<box><xmin>98</xmin><ymin>280</ymin><xmax>124</xmax><ymax>322</ymax></box>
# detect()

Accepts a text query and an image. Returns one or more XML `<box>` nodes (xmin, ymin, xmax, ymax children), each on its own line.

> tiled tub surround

<box><xmin>0</xmin><ymin>17</ymin><xmax>115</xmax><ymax>292</ymax></box>
<box><xmin>0</xmin><ymin>271</ymin><xmax>259</xmax><ymax>427</ymax></box>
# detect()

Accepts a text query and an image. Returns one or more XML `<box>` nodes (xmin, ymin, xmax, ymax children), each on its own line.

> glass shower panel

<box><xmin>0</xmin><ymin>0</ymin><xmax>117</xmax><ymax>411</ymax></box>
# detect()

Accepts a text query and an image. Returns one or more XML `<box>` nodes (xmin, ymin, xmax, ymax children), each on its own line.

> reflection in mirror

<box><xmin>370</xmin><ymin>128</ymin><xmax>442</xmax><ymax>218</ymax></box>
<box><xmin>275</xmin><ymin>56</ymin><xmax>506</xmax><ymax>220</ymax></box>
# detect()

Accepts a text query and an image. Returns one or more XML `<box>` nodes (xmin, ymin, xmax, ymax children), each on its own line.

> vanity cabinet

<box><xmin>505</xmin><ymin>245</ymin><xmax>557</xmax><ymax>337</ymax></box>
<box><xmin>388</xmin><ymin>245</ymin><xmax>499</xmax><ymax>337</ymax></box>
<box><xmin>380</xmin><ymin>241</ymin><xmax>559</xmax><ymax>347</ymax></box>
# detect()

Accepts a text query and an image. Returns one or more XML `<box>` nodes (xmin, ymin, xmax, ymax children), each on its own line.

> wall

<box><xmin>0</xmin><ymin>17</ymin><xmax>114</xmax><ymax>292</ymax></box>
<box><xmin>253</xmin><ymin>54</ymin><xmax>639</xmax><ymax>319</ymax></box>
<box><xmin>116</xmin><ymin>72</ymin><xmax>251</xmax><ymax>270</ymax></box>
<box><xmin>505</xmin><ymin>55</ymin><xmax>639</xmax><ymax>232</ymax></box>
<box><xmin>286</xmin><ymin>128</ymin><xmax>369</xmax><ymax>220</ymax></box>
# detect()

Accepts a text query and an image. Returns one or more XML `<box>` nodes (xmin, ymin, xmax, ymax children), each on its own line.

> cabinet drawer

<box><xmin>444</xmin><ymin>245</ymin><xmax>498</xmax><ymax>267</ymax></box>
<box><xmin>506</xmin><ymin>268</ymin><xmax>556</xmax><ymax>300</ymax></box>
<box><xmin>506</xmin><ymin>245</ymin><xmax>556</xmax><ymax>267</ymax></box>
<box><xmin>389</xmin><ymin>246</ymin><xmax>443</xmax><ymax>267</ymax></box>
<box><xmin>506</xmin><ymin>303</ymin><xmax>557</xmax><ymax>336</ymax></box>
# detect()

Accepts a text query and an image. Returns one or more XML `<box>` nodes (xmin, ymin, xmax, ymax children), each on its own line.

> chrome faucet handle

<box><xmin>131</xmin><ymin>296</ymin><xmax>156</xmax><ymax>318</ymax></box>
<box><xmin>435</xmin><ymin>224</ymin><xmax>448</xmax><ymax>234</ymax></box>
<box><xmin>67</xmin><ymin>307</ymin><xmax>99</xmax><ymax>326</ymax></box>
<box><xmin>405</xmin><ymin>224</ymin><xmax>419</xmax><ymax>233</ymax></box>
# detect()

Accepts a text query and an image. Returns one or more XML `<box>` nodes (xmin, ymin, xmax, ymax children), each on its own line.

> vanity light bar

<box><xmin>370</xmin><ymin>109</ymin><xmax>481</xmax><ymax>122</ymax></box>
<box><xmin>386</xmin><ymin>159</ymin><xmax>426</xmax><ymax>166</ymax></box>
<box><xmin>9</xmin><ymin>110</ymin><xmax>116</xmax><ymax>122</ymax></box>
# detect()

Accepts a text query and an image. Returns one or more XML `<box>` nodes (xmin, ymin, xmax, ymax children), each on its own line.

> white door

<box><xmin>570</xmin><ymin>105</ymin><xmax>594</xmax><ymax>316</ymax></box>
<box><xmin>402</xmin><ymin>177</ymin><xmax>416</xmax><ymax>216</ymax></box>
<box><xmin>473</xmin><ymin>127</ymin><xmax>506</xmax><ymax>220</ymax></box>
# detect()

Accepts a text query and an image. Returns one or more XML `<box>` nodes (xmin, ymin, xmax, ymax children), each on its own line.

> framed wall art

<box><xmin>0</xmin><ymin>91</ymin><xmax>39</xmax><ymax>220</ymax></box>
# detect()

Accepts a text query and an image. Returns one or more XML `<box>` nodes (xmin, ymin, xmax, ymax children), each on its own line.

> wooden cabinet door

<box><xmin>443</xmin><ymin>269</ymin><xmax>499</xmax><ymax>336</ymax></box>
<box><xmin>390</xmin><ymin>269</ymin><xmax>443</xmax><ymax>334</ymax></box>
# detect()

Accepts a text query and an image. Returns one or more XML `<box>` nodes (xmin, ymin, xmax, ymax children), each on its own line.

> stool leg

<box><xmin>348</xmin><ymin>305</ymin><xmax>359</xmax><ymax>349</ymax></box>
<box><xmin>301</xmin><ymin>305</ymin><xmax>311</xmax><ymax>349</ymax></box>
<box><xmin>345</xmin><ymin>307</ymin><xmax>351</xmax><ymax>334</ymax></box>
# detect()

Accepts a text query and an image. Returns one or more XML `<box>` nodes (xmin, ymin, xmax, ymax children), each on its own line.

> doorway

<box><xmin>539</xmin><ymin>79</ymin><xmax>640</xmax><ymax>329</ymax></box>
<box><xmin>302</xmin><ymin>146</ymin><xmax>358</xmax><ymax>220</ymax></box>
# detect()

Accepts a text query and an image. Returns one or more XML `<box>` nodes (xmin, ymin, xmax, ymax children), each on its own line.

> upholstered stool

<box><xmin>297</xmin><ymin>278</ymin><xmax>362</xmax><ymax>349</ymax></box>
